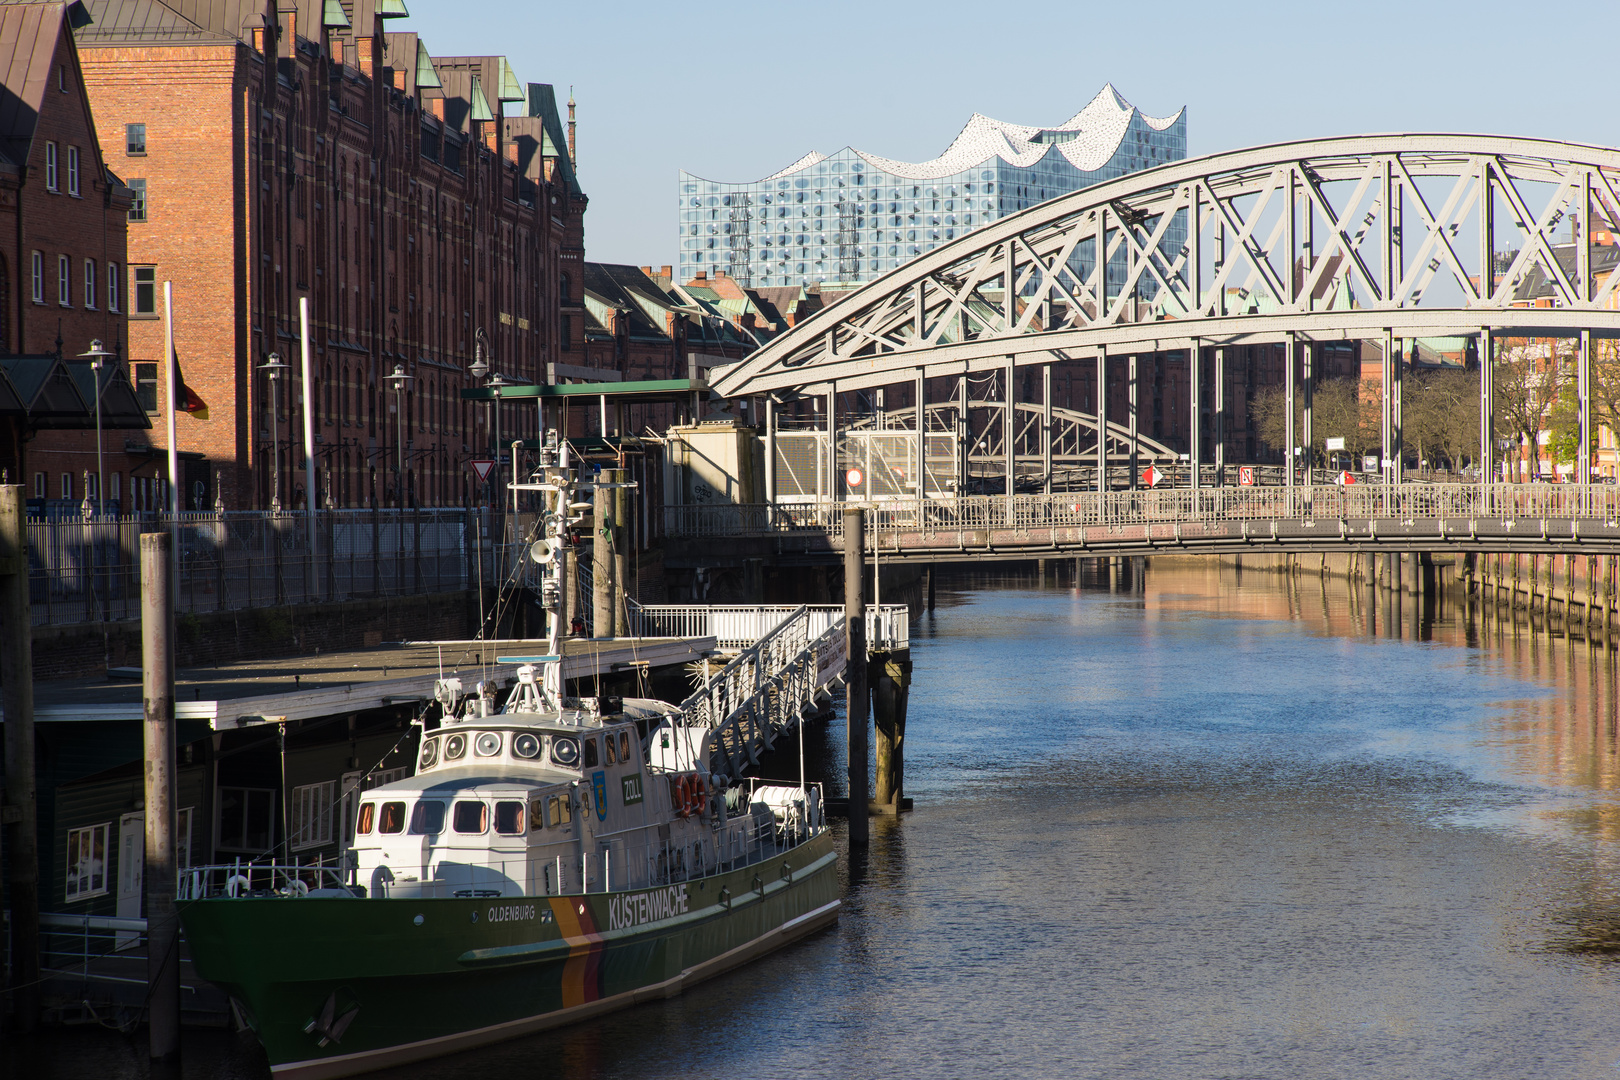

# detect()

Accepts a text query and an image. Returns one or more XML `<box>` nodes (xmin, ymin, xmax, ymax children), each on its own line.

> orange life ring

<box><xmin>675</xmin><ymin>775</ymin><xmax>692</xmax><ymax>818</ymax></box>
<box><xmin>692</xmin><ymin>773</ymin><xmax>709</xmax><ymax>817</ymax></box>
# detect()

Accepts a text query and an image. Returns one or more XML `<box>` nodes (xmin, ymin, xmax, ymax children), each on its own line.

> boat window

<box><xmin>474</xmin><ymin>731</ymin><xmax>503</xmax><ymax>757</ymax></box>
<box><xmin>452</xmin><ymin>800</ymin><xmax>487</xmax><ymax>834</ymax></box>
<box><xmin>419</xmin><ymin>738</ymin><xmax>439</xmax><ymax>769</ymax></box>
<box><xmin>513</xmin><ymin>733</ymin><xmax>540</xmax><ymax>759</ymax></box>
<box><xmin>444</xmin><ymin>733</ymin><xmax>467</xmax><ymax>760</ymax></box>
<box><xmin>494</xmin><ymin>801</ymin><xmax>524</xmax><ymax>835</ymax></box>
<box><xmin>547</xmin><ymin>793</ymin><xmax>572</xmax><ymax>827</ymax></box>
<box><xmin>409</xmin><ymin>801</ymin><xmax>446</xmax><ymax>834</ymax></box>
<box><xmin>604</xmin><ymin>734</ymin><xmax>618</xmax><ymax>765</ymax></box>
<box><xmin>379</xmin><ymin>802</ymin><xmax>407</xmax><ymax>834</ymax></box>
<box><xmin>583</xmin><ymin>738</ymin><xmax>599</xmax><ymax>768</ymax></box>
<box><xmin>529</xmin><ymin>798</ymin><xmax>545</xmax><ymax>831</ymax></box>
<box><xmin>618</xmin><ymin>731</ymin><xmax>632</xmax><ymax>762</ymax></box>
<box><xmin>356</xmin><ymin>802</ymin><xmax>375</xmax><ymax>835</ymax></box>
<box><xmin>550</xmin><ymin>737</ymin><xmax>579</xmax><ymax>767</ymax></box>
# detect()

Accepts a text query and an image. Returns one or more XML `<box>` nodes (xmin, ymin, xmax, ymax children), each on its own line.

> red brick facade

<box><xmin>0</xmin><ymin>3</ymin><xmax>136</xmax><ymax>502</ymax></box>
<box><xmin>76</xmin><ymin>2</ymin><xmax>586</xmax><ymax>509</ymax></box>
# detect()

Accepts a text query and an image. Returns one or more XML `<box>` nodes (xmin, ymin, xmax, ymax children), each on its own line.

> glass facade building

<box><xmin>678</xmin><ymin>85</ymin><xmax>1185</xmax><ymax>290</ymax></box>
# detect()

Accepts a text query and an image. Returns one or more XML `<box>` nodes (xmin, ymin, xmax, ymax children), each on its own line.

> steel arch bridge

<box><xmin>714</xmin><ymin>134</ymin><xmax>1620</xmax><ymax>499</ymax></box>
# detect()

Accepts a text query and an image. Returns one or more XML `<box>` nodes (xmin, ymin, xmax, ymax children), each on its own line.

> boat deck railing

<box><xmin>180</xmin><ymin>783</ymin><xmax>825</xmax><ymax>902</ymax></box>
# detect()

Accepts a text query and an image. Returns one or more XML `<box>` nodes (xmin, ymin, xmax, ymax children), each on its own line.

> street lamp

<box><xmin>78</xmin><ymin>339</ymin><xmax>115</xmax><ymax>515</ymax></box>
<box><xmin>384</xmin><ymin>363</ymin><xmax>414</xmax><ymax>507</ymax></box>
<box><xmin>259</xmin><ymin>351</ymin><xmax>288</xmax><ymax>511</ymax></box>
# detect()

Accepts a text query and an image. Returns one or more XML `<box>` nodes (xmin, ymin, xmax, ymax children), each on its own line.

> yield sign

<box><xmin>470</xmin><ymin>459</ymin><xmax>495</xmax><ymax>483</ymax></box>
<box><xmin>1141</xmin><ymin>465</ymin><xmax>1162</xmax><ymax>487</ymax></box>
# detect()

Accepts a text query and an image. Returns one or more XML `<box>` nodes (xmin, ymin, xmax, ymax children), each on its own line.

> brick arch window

<box><xmin>341</xmin><ymin>364</ymin><xmax>350</xmax><ymax>424</ymax></box>
<box><xmin>558</xmin><ymin>273</ymin><xmax>569</xmax><ymax>302</ymax></box>
<box><xmin>322</xmin><ymin>363</ymin><xmax>332</xmax><ymax>422</ymax></box>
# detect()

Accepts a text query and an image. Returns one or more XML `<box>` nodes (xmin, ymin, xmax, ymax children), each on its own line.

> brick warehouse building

<box><xmin>0</xmin><ymin>0</ymin><xmax>148</xmax><ymax>505</ymax></box>
<box><xmin>71</xmin><ymin>0</ymin><xmax>587</xmax><ymax>509</ymax></box>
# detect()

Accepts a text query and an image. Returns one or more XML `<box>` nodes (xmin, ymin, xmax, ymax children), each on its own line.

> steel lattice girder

<box><xmin>712</xmin><ymin>134</ymin><xmax>1620</xmax><ymax>399</ymax></box>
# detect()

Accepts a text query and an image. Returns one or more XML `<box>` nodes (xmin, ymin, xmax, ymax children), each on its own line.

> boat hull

<box><xmin>179</xmin><ymin>833</ymin><xmax>839</xmax><ymax>1079</ymax></box>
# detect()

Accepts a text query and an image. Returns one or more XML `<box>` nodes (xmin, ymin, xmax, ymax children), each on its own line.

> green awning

<box><xmin>461</xmin><ymin>378</ymin><xmax>707</xmax><ymax>402</ymax></box>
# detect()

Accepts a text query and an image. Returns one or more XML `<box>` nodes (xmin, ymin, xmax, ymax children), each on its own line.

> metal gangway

<box><xmin>627</xmin><ymin>602</ymin><xmax>908</xmax><ymax>779</ymax></box>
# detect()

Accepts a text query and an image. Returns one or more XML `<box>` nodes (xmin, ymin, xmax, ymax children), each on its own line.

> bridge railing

<box><xmin>665</xmin><ymin>484</ymin><xmax>1620</xmax><ymax>544</ymax></box>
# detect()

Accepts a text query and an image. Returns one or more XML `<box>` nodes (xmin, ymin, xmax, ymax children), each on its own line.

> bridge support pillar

<box><xmin>926</xmin><ymin>564</ymin><xmax>936</xmax><ymax>611</ymax></box>
<box><xmin>872</xmin><ymin>649</ymin><xmax>911</xmax><ymax>813</ymax></box>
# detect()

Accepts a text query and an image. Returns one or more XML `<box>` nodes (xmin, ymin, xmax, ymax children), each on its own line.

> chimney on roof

<box><xmin>694</xmin><ymin>271</ymin><xmax>707</xmax><ymax>282</ymax></box>
<box><xmin>567</xmin><ymin>87</ymin><xmax>576</xmax><ymax>168</ymax></box>
<box><xmin>660</xmin><ymin>265</ymin><xmax>671</xmax><ymax>278</ymax></box>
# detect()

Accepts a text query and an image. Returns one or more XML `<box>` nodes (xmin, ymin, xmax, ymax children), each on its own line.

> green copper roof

<box><xmin>322</xmin><ymin>0</ymin><xmax>349</xmax><ymax>27</ymax></box>
<box><xmin>496</xmin><ymin>58</ymin><xmax>524</xmax><ymax>103</ymax></box>
<box><xmin>468</xmin><ymin>75</ymin><xmax>495</xmax><ymax>122</ymax></box>
<box><xmin>377</xmin><ymin>0</ymin><xmax>410</xmax><ymax>18</ymax></box>
<box><xmin>414</xmin><ymin>40</ymin><xmax>440</xmax><ymax>89</ymax></box>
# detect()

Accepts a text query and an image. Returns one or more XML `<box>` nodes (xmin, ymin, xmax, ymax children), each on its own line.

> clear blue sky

<box><xmin>406</xmin><ymin>0</ymin><xmax>1616</xmax><ymax>268</ymax></box>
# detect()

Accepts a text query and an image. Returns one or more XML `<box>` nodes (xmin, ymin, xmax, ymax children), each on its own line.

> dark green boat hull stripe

<box><xmin>179</xmin><ymin>833</ymin><xmax>839</xmax><ymax>1079</ymax></box>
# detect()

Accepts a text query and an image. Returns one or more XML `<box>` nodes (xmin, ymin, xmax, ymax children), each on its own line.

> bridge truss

<box><xmin>770</xmin><ymin>396</ymin><xmax>1179</xmax><ymax>502</ymax></box>
<box><xmin>714</xmin><ymin>135</ymin><xmax>1620</xmax><ymax>500</ymax></box>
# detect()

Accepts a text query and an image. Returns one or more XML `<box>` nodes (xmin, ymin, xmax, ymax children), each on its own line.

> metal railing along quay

<box><xmin>663</xmin><ymin>483</ymin><xmax>1620</xmax><ymax>556</ymax></box>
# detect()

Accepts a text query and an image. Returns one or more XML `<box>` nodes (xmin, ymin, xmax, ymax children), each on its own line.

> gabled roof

<box><xmin>0</xmin><ymin>355</ymin><xmax>88</xmax><ymax>423</ymax></box>
<box><xmin>77</xmin><ymin>0</ymin><xmax>355</xmax><ymax>47</ymax></box>
<box><xmin>383</xmin><ymin>30</ymin><xmax>436</xmax><ymax>95</ymax></box>
<box><xmin>0</xmin><ymin>1</ymin><xmax>85</xmax><ymax>166</ymax></box>
<box><xmin>427</xmin><ymin>61</ymin><xmax>493</xmax><ymax>134</ymax></box>
<box><xmin>522</xmin><ymin>82</ymin><xmax>578</xmax><ymax>196</ymax></box>
<box><xmin>583</xmin><ymin>263</ymin><xmax>679</xmax><ymax>341</ymax></box>
<box><xmin>78</xmin><ymin>0</ymin><xmax>264</xmax><ymax>46</ymax></box>
<box><xmin>62</xmin><ymin>359</ymin><xmax>152</xmax><ymax>428</ymax></box>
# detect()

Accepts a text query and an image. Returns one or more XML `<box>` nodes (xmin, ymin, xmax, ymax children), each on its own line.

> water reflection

<box><xmin>29</xmin><ymin>557</ymin><xmax>1620</xmax><ymax>1079</ymax></box>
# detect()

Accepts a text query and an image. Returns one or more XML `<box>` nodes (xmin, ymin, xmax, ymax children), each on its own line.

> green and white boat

<box><xmin>177</xmin><ymin>438</ymin><xmax>840</xmax><ymax>1079</ymax></box>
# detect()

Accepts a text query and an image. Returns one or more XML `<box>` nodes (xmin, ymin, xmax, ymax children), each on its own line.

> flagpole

<box><xmin>163</xmin><ymin>281</ymin><xmax>179</xmax><ymax>590</ymax></box>
<box><xmin>299</xmin><ymin>296</ymin><xmax>318</xmax><ymax>591</ymax></box>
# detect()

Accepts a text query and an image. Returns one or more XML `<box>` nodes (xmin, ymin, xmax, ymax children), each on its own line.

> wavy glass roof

<box><xmin>756</xmin><ymin>85</ymin><xmax>1182</xmax><ymax>184</ymax></box>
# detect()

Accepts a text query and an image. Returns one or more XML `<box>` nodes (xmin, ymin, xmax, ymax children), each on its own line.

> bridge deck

<box><xmin>665</xmin><ymin>484</ymin><xmax>1620</xmax><ymax>561</ymax></box>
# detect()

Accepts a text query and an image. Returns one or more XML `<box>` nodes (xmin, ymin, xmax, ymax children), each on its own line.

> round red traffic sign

<box><xmin>845</xmin><ymin>467</ymin><xmax>864</xmax><ymax>488</ymax></box>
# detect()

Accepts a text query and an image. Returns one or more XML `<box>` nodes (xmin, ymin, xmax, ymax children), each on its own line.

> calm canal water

<box><xmin>30</xmin><ymin>558</ymin><xmax>1620</xmax><ymax>1078</ymax></box>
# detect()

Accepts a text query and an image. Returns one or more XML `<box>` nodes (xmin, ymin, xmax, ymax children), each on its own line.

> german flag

<box><xmin>172</xmin><ymin>350</ymin><xmax>208</xmax><ymax>420</ymax></box>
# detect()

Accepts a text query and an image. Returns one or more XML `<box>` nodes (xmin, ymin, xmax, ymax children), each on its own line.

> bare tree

<box><xmin>1249</xmin><ymin>377</ymin><xmax>1377</xmax><ymax>464</ymax></box>
<box><xmin>1493</xmin><ymin>341</ymin><xmax>1562</xmax><ymax>480</ymax></box>
<box><xmin>1402</xmin><ymin>368</ymin><xmax>1480</xmax><ymax>473</ymax></box>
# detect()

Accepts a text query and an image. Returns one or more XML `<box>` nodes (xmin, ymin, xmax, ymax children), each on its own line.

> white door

<box><xmin>115</xmin><ymin>812</ymin><xmax>143</xmax><ymax>949</ymax></box>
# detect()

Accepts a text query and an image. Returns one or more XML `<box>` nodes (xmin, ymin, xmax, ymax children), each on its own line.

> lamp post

<box><xmin>259</xmin><ymin>352</ymin><xmax>287</xmax><ymax>511</ymax></box>
<box><xmin>384</xmin><ymin>363</ymin><xmax>414</xmax><ymax>507</ymax></box>
<box><xmin>78</xmin><ymin>339</ymin><xmax>114</xmax><ymax>516</ymax></box>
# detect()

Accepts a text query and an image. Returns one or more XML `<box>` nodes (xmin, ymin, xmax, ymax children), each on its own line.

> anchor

<box><xmin>304</xmin><ymin>988</ymin><xmax>361</xmax><ymax>1047</ymax></box>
